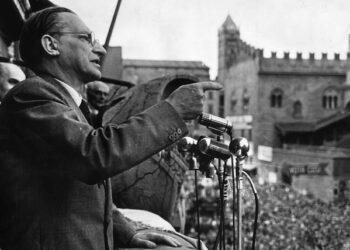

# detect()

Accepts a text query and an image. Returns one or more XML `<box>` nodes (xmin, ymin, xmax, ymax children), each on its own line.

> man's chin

<box><xmin>84</xmin><ymin>71</ymin><xmax>102</xmax><ymax>83</ymax></box>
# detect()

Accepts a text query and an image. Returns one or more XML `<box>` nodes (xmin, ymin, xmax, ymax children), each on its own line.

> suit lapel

<box><xmin>40</xmin><ymin>75</ymin><xmax>90</xmax><ymax>124</ymax></box>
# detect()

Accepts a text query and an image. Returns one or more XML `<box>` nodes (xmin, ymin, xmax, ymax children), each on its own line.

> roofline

<box><xmin>123</xmin><ymin>59</ymin><xmax>210</xmax><ymax>70</ymax></box>
<box><xmin>276</xmin><ymin>111</ymin><xmax>350</xmax><ymax>134</ymax></box>
<box><xmin>259</xmin><ymin>71</ymin><xmax>346</xmax><ymax>77</ymax></box>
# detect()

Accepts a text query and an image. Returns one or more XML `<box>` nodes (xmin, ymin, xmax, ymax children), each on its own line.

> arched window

<box><xmin>323</xmin><ymin>88</ymin><xmax>339</xmax><ymax>109</ymax></box>
<box><xmin>242</xmin><ymin>88</ymin><xmax>250</xmax><ymax>112</ymax></box>
<box><xmin>270</xmin><ymin>88</ymin><xmax>283</xmax><ymax>108</ymax></box>
<box><xmin>230</xmin><ymin>90</ymin><xmax>237</xmax><ymax>112</ymax></box>
<box><xmin>207</xmin><ymin>104</ymin><xmax>214</xmax><ymax>114</ymax></box>
<box><xmin>292</xmin><ymin>100</ymin><xmax>302</xmax><ymax>118</ymax></box>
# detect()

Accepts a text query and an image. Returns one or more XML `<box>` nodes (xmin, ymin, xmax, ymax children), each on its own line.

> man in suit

<box><xmin>86</xmin><ymin>80</ymin><xmax>110</xmax><ymax>127</ymax></box>
<box><xmin>0</xmin><ymin>6</ymin><xmax>221</xmax><ymax>250</ymax></box>
<box><xmin>86</xmin><ymin>81</ymin><xmax>110</xmax><ymax>111</ymax></box>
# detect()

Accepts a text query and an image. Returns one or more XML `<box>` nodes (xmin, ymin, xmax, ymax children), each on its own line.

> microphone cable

<box><xmin>242</xmin><ymin>170</ymin><xmax>259</xmax><ymax>250</ymax></box>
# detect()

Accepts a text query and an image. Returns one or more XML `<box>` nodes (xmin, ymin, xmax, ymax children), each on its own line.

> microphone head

<box><xmin>198</xmin><ymin>113</ymin><xmax>233</xmax><ymax>135</ymax></box>
<box><xmin>229</xmin><ymin>137</ymin><xmax>249</xmax><ymax>157</ymax></box>
<box><xmin>198</xmin><ymin>137</ymin><xmax>231</xmax><ymax>160</ymax></box>
<box><xmin>197</xmin><ymin>137</ymin><xmax>211</xmax><ymax>153</ymax></box>
<box><xmin>177</xmin><ymin>137</ymin><xmax>198</xmax><ymax>153</ymax></box>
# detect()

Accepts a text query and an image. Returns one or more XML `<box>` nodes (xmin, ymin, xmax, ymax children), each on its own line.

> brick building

<box><xmin>217</xmin><ymin>15</ymin><xmax>350</xmax><ymax>201</ymax></box>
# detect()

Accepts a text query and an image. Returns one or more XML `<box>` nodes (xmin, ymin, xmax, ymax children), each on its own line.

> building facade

<box><xmin>217</xmin><ymin>15</ymin><xmax>350</xmax><ymax>201</ymax></box>
<box><xmin>102</xmin><ymin>46</ymin><xmax>219</xmax><ymax>115</ymax></box>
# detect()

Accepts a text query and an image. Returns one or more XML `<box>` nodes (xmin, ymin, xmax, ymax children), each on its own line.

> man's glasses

<box><xmin>49</xmin><ymin>31</ymin><xmax>97</xmax><ymax>46</ymax></box>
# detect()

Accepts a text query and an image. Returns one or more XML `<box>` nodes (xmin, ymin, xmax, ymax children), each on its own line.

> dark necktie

<box><xmin>79</xmin><ymin>99</ymin><xmax>92</xmax><ymax>124</ymax></box>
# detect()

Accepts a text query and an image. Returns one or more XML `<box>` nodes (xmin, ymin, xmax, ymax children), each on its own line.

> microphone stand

<box><xmin>189</xmin><ymin>155</ymin><xmax>202</xmax><ymax>250</ymax></box>
<box><xmin>229</xmin><ymin>137</ymin><xmax>249</xmax><ymax>250</ymax></box>
<box><xmin>230</xmin><ymin>156</ymin><xmax>236</xmax><ymax>250</ymax></box>
<box><xmin>235</xmin><ymin>154</ymin><xmax>245</xmax><ymax>250</ymax></box>
<box><xmin>218</xmin><ymin>162</ymin><xmax>225</xmax><ymax>249</ymax></box>
<box><xmin>203</xmin><ymin>133</ymin><xmax>225</xmax><ymax>250</ymax></box>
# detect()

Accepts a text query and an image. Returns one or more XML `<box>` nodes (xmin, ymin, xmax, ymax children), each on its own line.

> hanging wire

<box><xmin>242</xmin><ymin>171</ymin><xmax>259</xmax><ymax>250</ymax></box>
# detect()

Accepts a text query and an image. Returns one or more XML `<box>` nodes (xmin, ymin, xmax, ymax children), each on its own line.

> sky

<box><xmin>52</xmin><ymin>0</ymin><xmax>350</xmax><ymax>79</ymax></box>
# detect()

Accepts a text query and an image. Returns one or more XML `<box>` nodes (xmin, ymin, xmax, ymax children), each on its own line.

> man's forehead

<box><xmin>0</xmin><ymin>63</ymin><xmax>25</xmax><ymax>81</ymax></box>
<box><xmin>94</xmin><ymin>85</ymin><xmax>109</xmax><ymax>93</ymax></box>
<box><xmin>88</xmin><ymin>81</ymin><xmax>109</xmax><ymax>92</ymax></box>
<box><xmin>97</xmin><ymin>86</ymin><xmax>109</xmax><ymax>92</ymax></box>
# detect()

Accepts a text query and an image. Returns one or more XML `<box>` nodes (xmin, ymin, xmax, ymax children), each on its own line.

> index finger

<box><xmin>194</xmin><ymin>81</ymin><xmax>223</xmax><ymax>92</ymax></box>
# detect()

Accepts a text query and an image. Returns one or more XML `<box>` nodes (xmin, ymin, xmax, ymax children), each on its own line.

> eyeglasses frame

<box><xmin>48</xmin><ymin>31</ymin><xmax>97</xmax><ymax>46</ymax></box>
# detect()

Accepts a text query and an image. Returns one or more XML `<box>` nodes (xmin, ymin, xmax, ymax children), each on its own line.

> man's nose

<box><xmin>93</xmin><ymin>40</ymin><xmax>107</xmax><ymax>56</ymax></box>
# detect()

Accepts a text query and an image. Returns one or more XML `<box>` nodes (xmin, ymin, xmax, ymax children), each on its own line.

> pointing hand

<box><xmin>166</xmin><ymin>81</ymin><xmax>222</xmax><ymax>120</ymax></box>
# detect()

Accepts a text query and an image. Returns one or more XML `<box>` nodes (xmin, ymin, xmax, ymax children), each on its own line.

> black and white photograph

<box><xmin>0</xmin><ymin>0</ymin><xmax>350</xmax><ymax>249</ymax></box>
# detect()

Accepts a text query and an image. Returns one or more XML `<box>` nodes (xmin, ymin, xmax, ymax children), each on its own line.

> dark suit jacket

<box><xmin>0</xmin><ymin>75</ymin><xmax>188</xmax><ymax>250</ymax></box>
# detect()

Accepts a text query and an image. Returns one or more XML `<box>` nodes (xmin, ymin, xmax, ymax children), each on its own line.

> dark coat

<box><xmin>0</xmin><ymin>75</ymin><xmax>187</xmax><ymax>250</ymax></box>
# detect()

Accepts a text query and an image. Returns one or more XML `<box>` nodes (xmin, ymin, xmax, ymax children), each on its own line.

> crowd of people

<box><xmin>184</xmin><ymin>174</ymin><xmax>350</xmax><ymax>250</ymax></box>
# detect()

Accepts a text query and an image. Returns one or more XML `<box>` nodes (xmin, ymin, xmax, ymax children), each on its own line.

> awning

<box><xmin>276</xmin><ymin>111</ymin><xmax>350</xmax><ymax>134</ymax></box>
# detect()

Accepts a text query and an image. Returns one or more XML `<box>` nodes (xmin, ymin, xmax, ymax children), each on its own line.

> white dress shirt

<box><xmin>55</xmin><ymin>78</ymin><xmax>83</xmax><ymax>106</ymax></box>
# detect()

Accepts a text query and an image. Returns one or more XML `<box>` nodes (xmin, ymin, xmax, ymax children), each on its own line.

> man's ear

<box><xmin>41</xmin><ymin>34</ymin><xmax>60</xmax><ymax>56</ymax></box>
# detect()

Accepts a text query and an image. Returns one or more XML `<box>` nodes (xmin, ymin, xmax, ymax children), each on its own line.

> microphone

<box><xmin>177</xmin><ymin>137</ymin><xmax>217</xmax><ymax>177</ymax></box>
<box><xmin>198</xmin><ymin>113</ymin><xmax>233</xmax><ymax>135</ymax></box>
<box><xmin>177</xmin><ymin>137</ymin><xmax>198</xmax><ymax>153</ymax></box>
<box><xmin>229</xmin><ymin>137</ymin><xmax>250</xmax><ymax>158</ymax></box>
<box><xmin>198</xmin><ymin>137</ymin><xmax>231</xmax><ymax>160</ymax></box>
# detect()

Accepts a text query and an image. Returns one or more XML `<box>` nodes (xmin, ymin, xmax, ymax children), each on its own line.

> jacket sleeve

<box><xmin>112</xmin><ymin>205</ymin><xmax>137</xmax><ymax>247</ymax></box>
<box><xmin>4</xmin><ymin>80</ymin><xmax>188</xmax><ymax>184</ymax></box>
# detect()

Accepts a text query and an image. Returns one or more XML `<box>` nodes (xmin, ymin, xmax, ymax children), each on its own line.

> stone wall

<box><xmin>255</xmin><ymin>73</ymin><xmax>346</xmax><ymax>147</ymax></box>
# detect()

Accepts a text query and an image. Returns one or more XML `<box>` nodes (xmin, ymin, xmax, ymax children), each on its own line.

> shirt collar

<box><xmin>55</xmin><ymin>78</ymin><xmax>83</xmax><ymax>106</ymax></box>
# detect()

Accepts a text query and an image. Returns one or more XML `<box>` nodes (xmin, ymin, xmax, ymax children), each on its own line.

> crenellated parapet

<box><xmin>259</xmin><ymin>51</ymin><xmax>348</xmax><ymax>75</ymax></box>
<box><xmin>238</xmin><ymin>39</ymin><xmax>260</xmax><ymax>59</ymax></box>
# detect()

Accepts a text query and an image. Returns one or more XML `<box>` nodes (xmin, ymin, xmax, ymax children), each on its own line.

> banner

<box><xmin>283</xmin><ymin>162</ymin><xmax>329</xmax><ymax>176</ymax></box>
